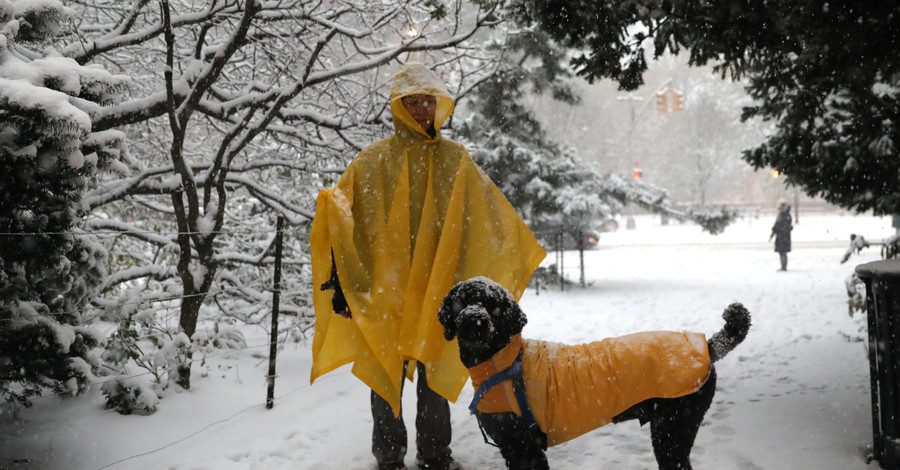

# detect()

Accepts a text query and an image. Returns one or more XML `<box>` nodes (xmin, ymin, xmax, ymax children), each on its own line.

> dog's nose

<box><xmin>457</xmin><ymin>305</ymin><xmax>493</xmax><ymax>340</ymax></box>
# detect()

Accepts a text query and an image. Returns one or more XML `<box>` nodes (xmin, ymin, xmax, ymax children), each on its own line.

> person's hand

<box><xmin>321</xmin><ymin>275</ymin><xmax>352</xmax><ymax>319</ymax></box>
<box><xmin>332</xmin><ymin>293</ymin><xmax>352</xmax><ymax>319</ymax></box>
<box><xmin>768</xmin><ymin>235</ymin><xmax>773</xmax><ymax>242</ymax></box>
<box><xmin>324</xmin><ymin>284</ymin><xmax>351</xmax><ymax>319</ymax></box>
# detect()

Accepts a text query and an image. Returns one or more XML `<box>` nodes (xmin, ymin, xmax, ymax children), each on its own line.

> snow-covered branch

<box><xmin>64</xmin><ymin>1</ymin><xmax>239</xmax><ymax>64</ymax></box>
<box><xmin>100</xmin><ymin>265</ymin><xmax>178</xmax><ymax>293</ymax></box>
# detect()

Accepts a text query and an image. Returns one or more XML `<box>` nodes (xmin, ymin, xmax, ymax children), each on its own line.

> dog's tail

<box><xmin>707</xmin><ymin>303</ymin><xmax>751</xmax><ymax>363</ymax></box>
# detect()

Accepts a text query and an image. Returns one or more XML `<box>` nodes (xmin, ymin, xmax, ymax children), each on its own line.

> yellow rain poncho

<box><xmin>468</xmin><ymin>332</ymin><xmax>711</xmax><ymax>446</ymax></box>
<box><xmin>309</xmin><ymin>62</ymin><xmax>546</xmax><ymax>415</ymax></box>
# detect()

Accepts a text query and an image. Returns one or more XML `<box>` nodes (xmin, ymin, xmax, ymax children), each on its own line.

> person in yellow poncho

<box><xmin>309</xmin><ymin>62</ymin><xmax>546</xmax><ymax>470</ymax></box>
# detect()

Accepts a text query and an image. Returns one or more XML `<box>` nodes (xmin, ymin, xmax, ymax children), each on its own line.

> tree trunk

<box><xmin>175</xmin><ymin>294</ymin><xmax>201</xmax><ymax>389</ymax></box>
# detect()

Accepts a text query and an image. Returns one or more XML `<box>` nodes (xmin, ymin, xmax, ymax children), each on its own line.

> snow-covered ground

<box><xmin>1</xmin><ymin>213</ymin><xmax>895</xmax><ymax>470</ymax></box>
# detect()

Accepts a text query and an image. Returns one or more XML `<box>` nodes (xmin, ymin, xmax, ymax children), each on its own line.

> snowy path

<box><xmin>0</xmin><ymin>214</ymin><xmax>892</xmax><ymax>470</ymax></box>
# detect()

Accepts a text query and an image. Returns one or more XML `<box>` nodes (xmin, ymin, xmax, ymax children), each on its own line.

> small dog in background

<box><xmin>438</xmin><ymin>276</ymin><xmax>751</xmax><ymax>470</ymax></box>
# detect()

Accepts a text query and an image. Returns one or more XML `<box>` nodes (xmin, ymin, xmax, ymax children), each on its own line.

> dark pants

<box><xmin>779</xmin><ymin>252</ymin><xmax>788</xmax><ymax>270</ymax></box>
<box><xmin>371</xmin><ymin>361</ymin><xmax>452</xmax><ymax>468</ymax></box>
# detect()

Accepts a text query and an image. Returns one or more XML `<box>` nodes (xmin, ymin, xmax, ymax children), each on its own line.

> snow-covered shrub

<box><xmin>208</xmin><ymin>327</ymin><xmax>247</xmax><ymax>350</ymax></box>
<box><xmin>0</xmin><ymin>0</ymin><xmax>128</xmax><ymax>407</ymax></box>
<box><xmin>100</xmin><ymin>285</ymin><xmax>253</xmax><ymax>413</ymax></box>
<box><xmin>100</xmin><ymin>377</ymin><xmax>159</xmax><ymax>415</ymax></box>
<box><xmin>840</xmin><ymin>232</ymin><xmax>900</xmax><ymax>335</ymax></box>
<box><xmin>528</xmin><ymin>264</ymin><xmax>570</xmax><ymax>292</ymax></box>
<box><xmin>101</xmin><ymin>288</ymin><xmax>188</xmax><ymax>390</ymax></box>
<box><xmin>0</xmin><ymin>302</ymin><xmax>103</xmax><ymax>407</ymax></box>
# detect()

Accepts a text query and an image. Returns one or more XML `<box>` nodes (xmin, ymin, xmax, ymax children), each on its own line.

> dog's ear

<box><xmin>495</xmin><ymin>289</ymin><xmax>527</xmax><ymax>338</ymax></box>
<box><xmin>438</xmin><ymin>286</ymin><xmax>459</xmax><ymax>341</ymax></box>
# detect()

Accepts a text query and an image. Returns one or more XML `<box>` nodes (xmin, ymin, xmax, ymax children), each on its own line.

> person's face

<box><xmin>401</xmin><ymin>94</ymin><xmax>437</xmax><ymax>131</ymax></box>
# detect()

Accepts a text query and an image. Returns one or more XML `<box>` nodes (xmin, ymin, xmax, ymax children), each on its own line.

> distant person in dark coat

<box><xmin>769</xmin><ymin>202</ymin><xmax>793</xmax><ymax>271</ymax></box>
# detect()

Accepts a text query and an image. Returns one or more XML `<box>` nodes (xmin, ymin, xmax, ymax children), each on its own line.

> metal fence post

<box><xmin>266</xmin><ymin>216</ymin><xmax>284</xmax><ymax>409</ymax></box>
<box><xmin>557</xmin><ymin>229</ymin><xmax>564</xmax><ymax>291</ymax></box>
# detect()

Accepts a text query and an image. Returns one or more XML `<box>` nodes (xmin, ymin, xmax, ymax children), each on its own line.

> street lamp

<box><xmin>617</xmin><ymin>94</ymin><xmax>643</xmax><ymax>230</ymax></box>
<box><xmin>770</xmin><ymin>169</ymin><xmax>800</xmax><ymax>223</ymax></box>
<box><xmin>616</xmin><ymin>79</ymin><xmax>678</xmax><ymax>229</ymax></box>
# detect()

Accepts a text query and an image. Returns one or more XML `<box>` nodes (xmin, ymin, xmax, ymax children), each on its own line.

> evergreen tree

<box><xmin>457</xmin><ymin>23</ymin><xmax>734</xmax><ymax>237</ymax></box>
<box><xmin>509</xmin><ymin>0</ymin><xmax>900</xmax><ymax>214</ymax></box>
<box><xmin>0</xmin><ymin>0</ymin><xmax>128</xmax><ymax>407</ymax></box>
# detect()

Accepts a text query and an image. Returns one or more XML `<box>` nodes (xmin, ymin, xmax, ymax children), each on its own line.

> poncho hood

<box><xmin>389</xmin><ymin>62</ymin><xmax>454</xmax><ymax>140</ymax></box>
<box><xmin>468</xmin><ymin>332</ymin><xmax>711</xmax><ymax>446</ymax></box>
<box><xmin>310</xmin><ymin>63</ymin><xmax>546</xmax><ymax>416</ymax></box>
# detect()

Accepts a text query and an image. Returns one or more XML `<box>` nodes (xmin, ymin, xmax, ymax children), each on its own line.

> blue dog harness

<box><xmin>468</xmin><ymin>352</ymin><xmax>540</xmax><ymax>446</ymax></box>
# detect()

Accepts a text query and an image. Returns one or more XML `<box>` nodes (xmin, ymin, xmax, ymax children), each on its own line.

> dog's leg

<box><xmin>649</xmin><ymin>368</ymin><xmax>717</xmax><ymax>470</ymax></box>
<box><xmin>477</xmin><ymin>412</ymin><xmax>549</xmax><ymax>470</ymax></box>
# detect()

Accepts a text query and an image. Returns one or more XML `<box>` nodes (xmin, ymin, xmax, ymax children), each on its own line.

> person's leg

<box><xmin>372</xmin><ymin>362</ymin><xmax>409</xmax><ymax>469</ymax></box>
<box><xmin>779</xmin><ymin>252</ymin><xmax>788</xmax><ymax>271</ymax></box>
<box><xmin>414</xmin><ymin>362</ymin><xmax>455</xmax><ymax>469</ymax></box>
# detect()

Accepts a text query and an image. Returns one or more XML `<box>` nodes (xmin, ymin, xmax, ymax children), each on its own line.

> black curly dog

<box><xmin>438</xmin><ymin>277</ymin><xmax>751</xmax><ymax>470</ymax></box>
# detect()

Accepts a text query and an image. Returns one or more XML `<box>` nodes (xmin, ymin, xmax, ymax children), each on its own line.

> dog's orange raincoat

<box><xmin>468</xmin><ymin>333</ymin><xmax>711</xmax><ymax>446</ymax></box>
<box><xmin>309</xmin><ymin>63</ymin><xmax>546</xmax><ymax>416</ymax></box>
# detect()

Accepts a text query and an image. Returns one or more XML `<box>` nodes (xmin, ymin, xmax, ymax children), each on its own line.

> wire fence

<box><xmin>1</xmin><ymin>332</ymin><xmax>331</xmax><ymax>470</ymax></box>
<box><xmin>0</xmin><ymin>282</ymin><xmax>311</xmax><ymax>325</ymax></box>
<box><xmin>0</xmin><ymin>228</ymin><xmax>283</xmax><ymax>237</ymax></box>
<box><xmin>10</xmin><ymin>314</ymin><xmax>310</xmax><ymax>405</ymax></box>
<box><xmin>1</xmin><ymin>216</ymin><xmax>320</xmax><ymax>470</ymax></box>
<box><xmin>0</xmin><ymin>222</ymin><xmax>311</xmax><ymax>319</ymax></box>
<box><xmin>2</xmin><ymin>220</ymin><xmax>313</xmax><ymax>409</ymax></box>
